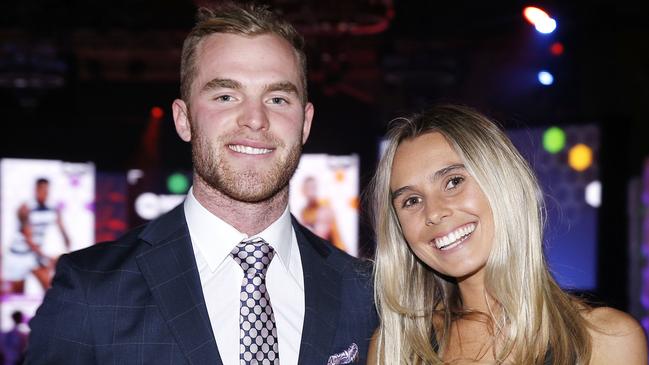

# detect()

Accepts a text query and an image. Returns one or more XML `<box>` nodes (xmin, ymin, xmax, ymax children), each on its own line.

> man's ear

<box><xmin>301</xmin><ymin>102</ymin><xmax>314</xmax><ymax>145</ymax></box>
<box><xmin>172</xmin><ymin>99</ymin><xmax>192</xmax><ymax>142</ymax></box>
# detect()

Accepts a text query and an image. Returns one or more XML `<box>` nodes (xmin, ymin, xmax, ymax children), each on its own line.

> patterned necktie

<box><xmin>231</xmin><ymin>239</ymin><xmax>280</xmax><ymax>365</ymax></box>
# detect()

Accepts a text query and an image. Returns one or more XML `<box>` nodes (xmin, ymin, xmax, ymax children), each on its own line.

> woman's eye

<box><xmin>445</xmin><ymin>176</ymin><xmax>464</xmax><ymax>190</ymax></box>
<box><xmin>402</xmin><ymin>196</ymin><xmax>421</xmax><ymax>208</ymax></box>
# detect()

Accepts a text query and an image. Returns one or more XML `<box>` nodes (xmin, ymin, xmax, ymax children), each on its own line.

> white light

<box><xmin>127</xmin><ymin>169</ymin><xmax>144</xmax><ymax>185</ymax></box>
<box><xmin>135</xmin><ymin>192</ymin><xmax>185</xmax><ymax>220</ymax></box>
<box><xmin>524</xmin><ymin>7</ymin><xmax>550</xmax><ymax>25</ymax></box>
<box><xmin>535</xmin><ymin>17</ymin><xmax>557</xmax><ymax>34</ymax></box>
<box><xmin>538</xmin><ymin>71</ymin><xmax>554</xmax><ymax>85</ymax></box>
<box><xmin>585</xmin><ymin>180</ymin><xmax>601</xmax><ymax>208</ymax></box>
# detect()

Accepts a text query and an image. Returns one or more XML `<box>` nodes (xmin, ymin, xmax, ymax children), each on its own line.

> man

<box><xmin>25</xmin><ymin>2</ymin><xmax>377</xmax><ymax>364</ymax></box>
<box><xmin>6</xmin><ymin>178</ymin><xmax>70</xmax><ymax>293</ymax></box>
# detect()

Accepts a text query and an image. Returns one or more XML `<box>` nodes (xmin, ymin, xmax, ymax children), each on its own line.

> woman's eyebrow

<box><xmin>429</xmin><ymin>163</ymin><xmax>465</xmax><ymax>182</ymax></box>
<box><xmin>391</xmin><ymin>186</ymin><xmax>412</xmax><ymax>201</ymax></box>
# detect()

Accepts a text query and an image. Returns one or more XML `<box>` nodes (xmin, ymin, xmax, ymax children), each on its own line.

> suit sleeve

<box><xmin>349</xmin><ymin>261</ymin><xmax>379</xmax><ymax>364</ymax></box>
<box><xmin>24</xmin><ymin>254</ymin><xmax>96</xmax><ymax>364</ymax></box>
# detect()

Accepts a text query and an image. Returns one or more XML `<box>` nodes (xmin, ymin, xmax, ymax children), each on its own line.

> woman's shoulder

<box><xmin>583</xmin><ymin>306</ymin><xmax>647</xmax><ymax>365</ymax></box>
<box><xmin>584</xmin><ymin>306</ymin><xmax>644</xmax><ymax>336</ymax></box>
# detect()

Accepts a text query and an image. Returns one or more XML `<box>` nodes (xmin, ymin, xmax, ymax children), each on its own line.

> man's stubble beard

<box><xmin>190</xmin><ymin>119</ymin><xmax>303</xmax><ymax>204</ymax></box>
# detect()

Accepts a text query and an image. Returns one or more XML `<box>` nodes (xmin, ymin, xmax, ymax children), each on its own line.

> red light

<box><xmin>523</xmin><ymin>6</ymin><xmax>550</xmax><ymax>25</ymax></box>
<box><xmin>550</xmin><ymin>42</ymin><xmax>564</xmax><ymax>56</ymax></box>
<box><xmin>150</xmin><ymin>106</ymin><xmax>164</xmax><ymax>119</ymax></box>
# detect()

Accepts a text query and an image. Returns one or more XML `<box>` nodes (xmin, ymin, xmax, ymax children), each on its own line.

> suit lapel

<box><xmin>135</xmin><ymin>205</ymin><xmax>223</xmax><ymax>365</ymax></box>
<box><xmin>294</xmin><ymin>218</ymin><xmax>342</xmax><ymax>364</ymax></box>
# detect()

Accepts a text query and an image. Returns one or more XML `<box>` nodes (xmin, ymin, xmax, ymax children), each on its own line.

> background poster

<box><xmin>289</xmin><ymin>154</ymin><xmax>359</xmax><ymax>257</ymax></box>
<box><xmin>0</xmin><ymin>158</ymin><xmax>95</xmax><ymax>331</ymax></box>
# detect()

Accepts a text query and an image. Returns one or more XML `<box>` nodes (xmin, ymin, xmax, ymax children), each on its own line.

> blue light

<box><xmin>538</xmin><ymin>71</ymin><xmax>554</xmax><ymax>85</ymax></box>
<box><xmin>535</xmin><ymin>17</ymin><xmax>557</xmax><ymax>34</ymax></box>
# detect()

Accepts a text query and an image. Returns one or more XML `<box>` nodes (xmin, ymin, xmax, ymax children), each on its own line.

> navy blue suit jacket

<box><xmin>25</xmin><ymin>205</ymin><xmax>378</xmax><ymax>364</ymax></box>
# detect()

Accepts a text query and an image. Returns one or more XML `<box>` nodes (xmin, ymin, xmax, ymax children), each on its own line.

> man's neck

<box><xmin>192</xmin><ymin>177</ymin><xmax>289</xmax><ymax>236</ymax></box>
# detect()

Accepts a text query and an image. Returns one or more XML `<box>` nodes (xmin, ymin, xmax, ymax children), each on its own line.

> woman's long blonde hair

<box><xmin>369</xmin><ymin>105</ymin><xmax>591</xmax><ymax>364</ymax></box>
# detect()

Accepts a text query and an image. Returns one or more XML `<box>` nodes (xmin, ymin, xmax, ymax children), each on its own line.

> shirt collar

<box><xmin>184</xmin><ymin>187</ymin><xmax>294</xmax><ymax>272</ymax></box>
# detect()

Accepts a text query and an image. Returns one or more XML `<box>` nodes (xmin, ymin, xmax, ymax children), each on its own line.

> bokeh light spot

<box><xmin>543</xmin><ymin>126</ymin><xmax>566</xmax><ymax>154</ymax></box>
<box><xmin>585</xmin><ymin>180</ymin><xmax>601</xmax><ymax>208</ymax></box>
<box><xmin>568</xmin><ymin>144</ymin><xmax>593</xmax><ymax>171</ymax></box>
<box><xmin>167</xmin><ymin>173</ymin><xmax>189</xmax><ymax>194</ymax></box>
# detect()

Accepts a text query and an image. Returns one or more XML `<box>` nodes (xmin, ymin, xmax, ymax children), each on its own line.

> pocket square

<box><xmin>327</xmin><ymin>343</ymin><xmax>359</xmax><ymax>365</ymax></box>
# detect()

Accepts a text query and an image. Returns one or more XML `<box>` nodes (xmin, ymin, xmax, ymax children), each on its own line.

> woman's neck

<box><xmin>457</xmin><ymin>271</ymin><xmax>492</xmax><ymax>313</ymax></box>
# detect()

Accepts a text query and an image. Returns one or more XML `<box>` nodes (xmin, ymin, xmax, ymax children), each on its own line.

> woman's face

<box><xmin>390</xmin><ymin>132</ymin><xmax>495</xmax><ymax>282</ymax></box>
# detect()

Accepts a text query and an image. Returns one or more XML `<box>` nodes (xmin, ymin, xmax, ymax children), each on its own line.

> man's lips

<box><xmin>227</xmin><ymin>144</ymin><xmax>274</xmax><ymax>155</ymax></box>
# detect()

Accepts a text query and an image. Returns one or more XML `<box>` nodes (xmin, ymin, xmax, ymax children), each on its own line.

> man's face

<box><xmin>35</xmin><ymin>182</ymin><xmax>49</xmax><ymax>205</ymax></box>
<box><xmin>173</xmin><ymin>33</ymin><xmax>314</xmax><ymax>203</ymax></box>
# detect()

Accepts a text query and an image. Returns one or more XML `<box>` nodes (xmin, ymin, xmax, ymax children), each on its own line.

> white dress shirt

<box><xmin>184</xmin><ymin>188</ymin><xmax>305</xmax><ymax>365</ymax></box>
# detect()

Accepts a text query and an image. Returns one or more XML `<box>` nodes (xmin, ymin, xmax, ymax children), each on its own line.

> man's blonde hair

<box><xmin>180</xmin><ymin>2</ymin><xmax>308</xmax><ymax>104</ymax></box>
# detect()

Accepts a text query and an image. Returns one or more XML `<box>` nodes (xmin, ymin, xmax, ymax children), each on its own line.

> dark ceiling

<box><xmin>1</xmin><ymin>1</ymin><xmax>647</xmax><ymax>172</ymax></box>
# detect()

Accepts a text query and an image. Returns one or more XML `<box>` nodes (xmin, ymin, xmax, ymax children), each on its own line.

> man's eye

<box><xmin>445</xmin><ymin>176</ymin><xmax>464</xmax><ymax>190</ymax></box>
<box><xmin>216</xmin><ymin>95</ymin><xmax>233</xmax><ymax>102</ymax></box>
<box><xmin>270</xmin><ymin>97</ymin><xmax>287</xmax><ymax>104</ymax></box>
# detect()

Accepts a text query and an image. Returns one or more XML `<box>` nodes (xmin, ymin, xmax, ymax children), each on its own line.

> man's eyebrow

<box><xmin>202</xmin><ymin>78</ymin><xmax>242</xmax><ymax>92</ymax></box>
<box><xmin>264</xmin><ymin>81</ymin><xmax>299</xmax><ymax>95</ymax></box>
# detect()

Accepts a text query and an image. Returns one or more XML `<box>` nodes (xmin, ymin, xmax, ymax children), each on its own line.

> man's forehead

<box><xmin>197</xmin><ymin>32</ymin><xmax>295</xmax><ymax>60</ymax></box>
<box><xmin>192</xmin><ymin>35</ymin><xmax>304</xmax><ymax>97</ymax></box>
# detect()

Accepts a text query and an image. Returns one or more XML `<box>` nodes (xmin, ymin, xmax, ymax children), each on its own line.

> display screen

<box><xmin>0</xmin><ymin>158</ymin><xmax>95</xmax><ymax>333</ymax></box>
<box><xmin>508</xmin><ymin>125</ymin><xmax>600</xmax><ymax>291</ymax></box>
<box><xmin>289</xmin><ymin>154</ymin><xmax>360</xmax><ymax>257</ymax></box>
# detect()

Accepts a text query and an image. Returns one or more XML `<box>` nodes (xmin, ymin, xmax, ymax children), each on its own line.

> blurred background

<box><xmin>1</xmin><ymin>0</ymin><xmax>648</xmax><ymax>359</ymax></box>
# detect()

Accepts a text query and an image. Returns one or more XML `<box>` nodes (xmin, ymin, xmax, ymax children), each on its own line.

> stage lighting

<box><xmin>550</xmin><ymin>42</ymin><xmax>564</xmax><ymax>56</ymax></box>
<box><xmin>150</xmin><ymin>106</ymin><xmax>164</xmax><ymax>119</ymax></box>
<box><xmin>535</xmin><ymin>18</ymin><xmax>557</xmax><ymax>34</ymax></box>
<box><xmin>167</xmin><ymin>172</ymin><xmax>190</xmax><ymax>194</ymax></box>
<box><xmin>543</xmin><ymin>126</ymin><xmax>566</xmax><ymax>153</ymax></box>
<box><xmin>568</xmin><ymin>144</ymin><xmax>593</xmax><ymax>171</ymax></box>
<box><xmin>523</xmin><ymin>6</ymin><xmax>549</xmax><ymax>24</ymax></box>
<box><xmin>585</xmin><ymin>180</ymin><xmax>601</xmax><ymax>208</ymax></box>
<box><xmin>538</xmin><ymin>71</ymin><xmax>554</xmax><ymax>85</ymax></box>
<box><xmin>523</xmin><ymin>6</ymin><xmax>557</xmax><ymax>34</ymax></box>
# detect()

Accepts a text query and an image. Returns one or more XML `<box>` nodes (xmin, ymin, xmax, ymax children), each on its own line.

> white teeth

<box><xmin>228</xmin><ymin>144</ymin><xmax>272</xmax><ymax>155</ymax></box>
<box><xmin>434</xmin><ymin>223</ymin><xmax>476</xmax><ymax>250</ymax></box>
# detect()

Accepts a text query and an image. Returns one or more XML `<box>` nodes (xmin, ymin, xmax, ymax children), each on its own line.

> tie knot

<box><xmin>231</xmin><ymin>239</ymin><xmax>275</xmax><ymax>278</ymax></box>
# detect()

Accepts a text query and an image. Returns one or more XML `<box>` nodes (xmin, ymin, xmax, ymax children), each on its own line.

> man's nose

<box><xmin>237</xmin><ymin>99</ymin><xmax>270</xmax><ymax>131</ymax></box>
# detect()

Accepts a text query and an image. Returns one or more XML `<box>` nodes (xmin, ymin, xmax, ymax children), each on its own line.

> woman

<box><xmin>368</xmin><ymin>105</ymin><xmax>647</xmax><ymax>364</ymax></box>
